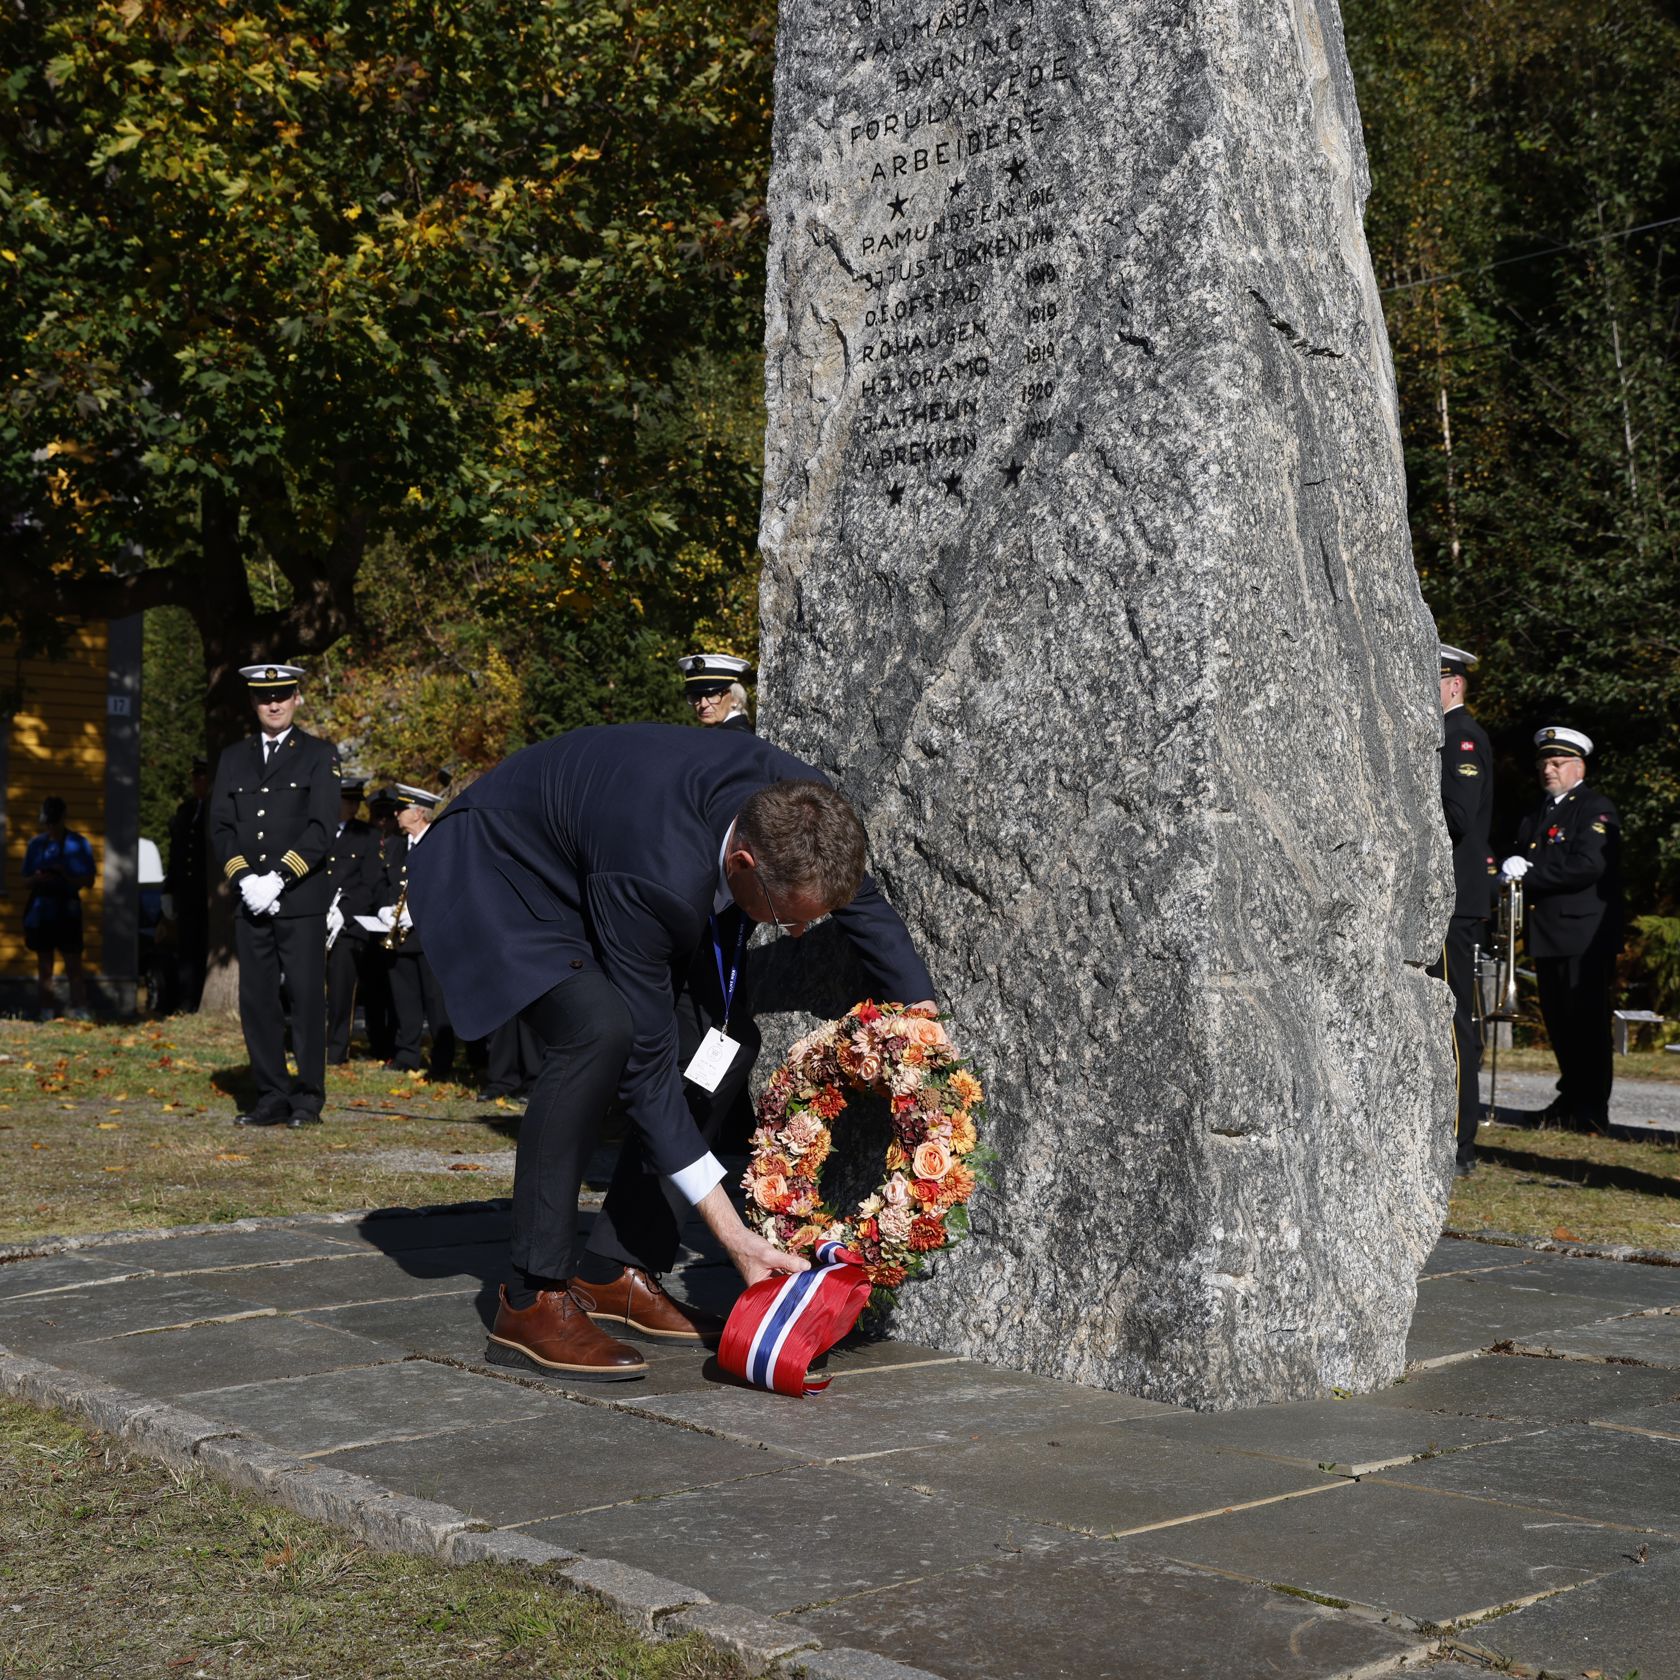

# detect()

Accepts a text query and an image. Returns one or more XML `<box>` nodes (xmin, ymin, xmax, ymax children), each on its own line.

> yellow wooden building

<box><xmin>1</xmin><ymin>618</ymin><xmax>143</xmax><ymax>1011</ymax></box>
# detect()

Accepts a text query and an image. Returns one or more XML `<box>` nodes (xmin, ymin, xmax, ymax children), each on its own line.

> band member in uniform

<box><xmin>1502</xmin><ymin>727</ymin><xmax>1624</xmax><ymax>1131</ymax></box>
<box><xmin>375</xmin><ymin>784</ymin><xmax>456</xmax><ymax>1080</ymax></box>
<box><xmin>1430</xmin><ymin>645</ymin><xmax>1495</xmax><ymax>1174</ymax></box>
<box><xmin>678</xmin><ymin>652</ymin><xmax>754</xmax><ymax>733</ymax></box>
<box><xmin>210</xmin><ymin>663</ymin><xmax>341</xmax><ymax>1127</ymax></box>
<box><xmin>163</xmin><ymin>757</ymin><xmax>210</xmax><ymax>1013</ymax></box>
<box><xmin>22</xmin><ymin>797</ymin><xmax>96</xmax><ymax>1019</ymax></box>
<box><xmin>325</xmin><ymin>776</ymin><xmax>382</xmax><ymax>1064</ymax></box>
<box><xmin>408</xmin><ymin>723</ymin><xmax>935</xmax><ymax>1382</ymax></box>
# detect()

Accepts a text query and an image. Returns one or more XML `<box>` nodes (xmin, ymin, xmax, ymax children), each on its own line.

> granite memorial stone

<box><xmin>754</xmin><ymin>0</ymin><xmax>1455</xmax><ymax>1406</ymax></box>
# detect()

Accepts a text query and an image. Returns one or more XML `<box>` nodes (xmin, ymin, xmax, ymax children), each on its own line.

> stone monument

<box><xmin>753</xmin><ymin>0</ymin><xmax>1457</xmax><ymax>1408</ymax></box>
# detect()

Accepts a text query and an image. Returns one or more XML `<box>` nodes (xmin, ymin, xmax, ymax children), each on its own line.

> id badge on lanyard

<box><xmin>684</xmin><ymin>914</ymin><xmax>747</xmax><ymax>1093</ymax></box>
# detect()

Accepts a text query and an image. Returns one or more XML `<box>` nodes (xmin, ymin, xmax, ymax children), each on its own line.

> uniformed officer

<box><xmin>324</xmin><ymin>776</ymin><xmax>382</xmax><ymax>1064</ymax></box>
<box><xmin>163</xmin><ymin>756</ymin><xmax>210</xmax><ymax>1012</ymax></box>
<box><xmin>374</xmin><ymin>784</ymin><xmax>456</xmax><ymax>1079</ymax></box>
<box><xmin>1430</xmin><ymin>645</ymin><xmax>1495</xmax><ymax>1174</ymax></box>
<box><xmin>677</xmin><ymin>653</ymin><xmax>754</xmax><ymax>732</ymax></box>
<box><xmin>1502</xmin><ymin>727</ymin><xmax>1624</xmax><ymax>1130</ymax></box>
<box><xmin>210</xmin><ymin>664</ymin><xmax>341</xmax><ymax>1126</ymax></box>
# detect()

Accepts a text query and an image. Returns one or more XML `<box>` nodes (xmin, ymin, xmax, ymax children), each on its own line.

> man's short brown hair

<box><xmin>735</xmin><ymin>781</ymin><xmax>867</xmax><ymax>907</ymax></box>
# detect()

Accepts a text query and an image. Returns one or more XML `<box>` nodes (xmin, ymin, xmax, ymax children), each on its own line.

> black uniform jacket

<box><xmin>718</xmin><ymin>713</ymin><xmax>755</xmax><ymax>733</ymax></box>
<box><xmin>1514</xmin><ymin>783</ymin><xmax>1624</xmax><ymax>960</ymax></box>
<box><xmin>210</xmin><ymin>728</ymin><xmax>341</xmax><ymax>917</ymax></box>
<box><xmin>164</xmin><ymin>796</ymin><xmax>208</xmax><ymax>922</ymax></box>
<box><xmin>328</xmin><ymin>818</ymin><xmax>383</xmax><ymax>939</ymax></box>
<box><xmin>376</xmin><ymin>832</ymin><xmax>431</xmax><ymax>957</ymax></box>
<box><xmin>409</xmin><ymin>723</ymin><xmax>935</xmax><ymax>1179</ymax></box>
<box><xmin>1440</xmin><ymin>704</ymin><xmax>1495</xmax><ymax>920</ymax></box>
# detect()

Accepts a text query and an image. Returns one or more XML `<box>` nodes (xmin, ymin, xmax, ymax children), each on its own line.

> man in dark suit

<box><xmin>325</xmin><ymin>777</ymin><xmax>382</xmax><ymax>1064</ymax></box>
<box><xmin>1431</xmin><ymin>645</ymin><xmax>1495</xmax><ymax>1174</ymax></box>
<box><xmin>1503</xmin><ymin>726</ymin><xmax>1624</xmax><ymax>1131</ymax></box>
<box><xmin>679</xmin><ymin>652</ymin><xmax>755</xmax><ymax>732</ymax></box>
<box><xmin>163</xmin><ymin>756</ymin><xmax>210</xmax><ymax>1012</ymax></box>
<box><xmin>210</xmin><ymin>663</ymin><xmax>341</xmax><ymax>1128</ymax></box>
<box><xmin>410</xmin><ymin>723</ymin><xmax>935</xmax><ymax>1382</ymax></box>
<box><xmin>375</xmin><ymin>784</ymin><xmax>456</xmax><ymax>1080</ymax></box>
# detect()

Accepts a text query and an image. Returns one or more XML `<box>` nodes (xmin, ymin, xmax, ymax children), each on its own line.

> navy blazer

<box><xmin>408</xmin><ymin>724</ymin><xmax>934</xmax><ymax>1177</ymax></box>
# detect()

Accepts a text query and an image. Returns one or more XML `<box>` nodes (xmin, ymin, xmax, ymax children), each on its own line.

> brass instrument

<box><xmin>325</xmin><ymin>887</ymin><xmax>344</xmax><ymax>952</ymax></box>
<box><xmin>381</xmin><ymin>882</ymin><xmax>411</xmax><ymax>950</ymax></box>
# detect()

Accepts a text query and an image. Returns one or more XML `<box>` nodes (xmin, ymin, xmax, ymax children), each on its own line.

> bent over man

<box><xmin>211</xmin><ymin>663</ymin><xmax>340</xmax><ymax>1128</ymax></box>
<box><xmin>1503</xmin><ymin>727</ymin><xmax>1624</xmax><ymax>1131</ymax></box>
<box><xmin>409</xmin><ymin>724</ymin><xmax>935</xmax><ymax>1382</ymax></box>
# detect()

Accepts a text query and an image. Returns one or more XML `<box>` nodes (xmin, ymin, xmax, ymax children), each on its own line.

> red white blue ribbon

<box><xmin>717</xmin><ymin>1240</ymin><xmax>873</xmax><ymax>1396</ymax></box>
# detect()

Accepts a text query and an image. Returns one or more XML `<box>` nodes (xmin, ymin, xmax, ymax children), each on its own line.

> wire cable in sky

<box><xmin>1379</xmin><ymin>213</ymin><xmax>1680</xmax><ymax>295</ymax></box>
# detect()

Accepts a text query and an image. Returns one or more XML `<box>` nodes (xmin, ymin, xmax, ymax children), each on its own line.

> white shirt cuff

<box><xmin>667</xmin><ymin>1151</ymin><xmax>727</xmax><ymax>1205</ymax></box>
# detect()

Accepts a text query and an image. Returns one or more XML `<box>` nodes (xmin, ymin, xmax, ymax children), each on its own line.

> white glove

<box><xmin>326</xmin><ymin>902</ymin><xmax>344</xmax><ymax>941</ymax></box>
<box><xmin>1500</xmin><ymin>856</ymin><xmax>1530</xmax><ymax>882</ymax></box>
<box><xmin>397</xmin><ymin>904</ymin><xmax>414</xmax><ymax>931</ymax></box>
<box><xmin>376</xmin><ymin>904</ymin><xmax>398</xmax><ymax>930</ymax></box>
<box><xmin>245</xmin><ymin>871</ymin><xmax>285</xmax><ymax>915</ymax></box>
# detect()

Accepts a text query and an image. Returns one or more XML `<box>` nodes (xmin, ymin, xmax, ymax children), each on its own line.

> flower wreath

<box><xmin>743</xmin><ymin>1001</ymin><xmax>985</xmax><ymax>1292</ymax></box>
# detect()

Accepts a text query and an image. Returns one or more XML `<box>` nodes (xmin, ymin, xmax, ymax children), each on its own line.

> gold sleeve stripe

<box><xmin>224</xmin><ymin>856</ymin><xmax>248</xmax><ymax>880</ymax></box>
<box><xmin>281</xmin><ymin>850</ymin><xmax>309</xmax><ymax>878</ymax></box>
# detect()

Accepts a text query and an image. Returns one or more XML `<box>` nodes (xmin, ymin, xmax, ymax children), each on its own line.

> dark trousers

<box><xmin>1536</xmin><ymin>950</ymin><xmax>1615</xmax><ymax>1122</ymax></box>
<box><xmin>584</xmin><ymin>986</ymin><xmax>761</xmax><ymax>1277</ymax></box>
<box><xmin>1429</xmin><ymin>916</ymin><xmax>1486</xmax><ymax>1161</ymax></box>
<box><xmin>388</xmin><ymin>951</ymin><xmax>454</xmax><ymax>1076</ymax></box>
<box><xmin>173</xmin><ymin>916</ymin><xmax>208</xmax><ymax>1014</ymax></box>
<box><xmin>510</xmin><ymin>973</ymin><xmax>636</xmax><ymax>1280</ymax></box>
<box><xmin>362</xmin><ymin>946</ymin><xmax>396</xmax><ymax>1060</ymax></box>
<box><xmin>484</xmin><ymin>1015</ymin><xmax>541</xmax><ymax>1094</ymax></box>
<box><xmin>326</xmin><ymin>935</ymin><xmax>362</xmax><ymax>1062</ymax></box>
<box><xmin>235</xmin><ymin>910</ymin><xmax>327</xmax><ymax>1117</ymax></box>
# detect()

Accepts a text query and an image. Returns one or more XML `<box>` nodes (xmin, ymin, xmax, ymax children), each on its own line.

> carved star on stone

<box><xmin>1004</xmin><ymin>155</ymin><xmax>1026</xmax><ymax>185</ymax></box>
<box><xmin>887</xmin><ymin>481</ymin><xmax>905</xmax><ymax>506</ymax></box>
<box><xmin>942</xmin><ymin>471</ymin><xmax>963</xmax><ymax>497</ymax></box>
<box><xmin>888</xmin><ymin>192</ymin><xmax>908</xmax><ymax>219</ymax></box>
<box><xmin>949</xmin><ymin>177</ymin><xmax>964</xmax><ymax>198</ymax></box>
<box><xmin>999</xmin><ymin>457</ymin><xmax>1024</xmax><ymax>487</ymax></box>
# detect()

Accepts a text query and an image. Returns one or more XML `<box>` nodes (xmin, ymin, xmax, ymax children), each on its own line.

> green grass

<box><xmin>0</xmin><ymin>1398</ymin><xmax>745</xmax><ymax>1680</ymax></box>
<box><xmin>0</xmin><ymin>1015</ymin><xmax>526</xmax><ymax>1244</ymax></box>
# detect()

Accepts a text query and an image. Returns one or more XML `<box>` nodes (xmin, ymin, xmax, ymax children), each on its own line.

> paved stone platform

<box><xmin>1482</xmin><ymin>1064</ymin><xmax>1680</xmax><ymax>1139</ymax></box>
<box><xmin>4</xmin><ymin>1210</ymin><xmax>1679</xmax><ymax>1679</ymax></box>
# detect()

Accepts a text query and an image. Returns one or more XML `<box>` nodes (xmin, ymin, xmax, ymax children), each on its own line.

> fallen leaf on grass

<box><xmin>448</xmin><ymin>1161</ymin><xmax>484</xmax><ymax>1172</ymax></box>
<box><xmin>97</xmin><ymin>1121</ymin><xmax>121</xmax><ymax>1130</ymax></box>
<box><xmin>214</xmin><ymin>1152</ymin><xmax>249</xmax><ymax>1164</ymax></box>
<box><xmin>263</xmin><ymin>1543</ymin><xmax>294</xmax><ymax>1571</ymax></box>
<box><xmin>30</xmin><ymin>1142</ymin><xmax>48</xmax><ymax>1151</ymax></box>
<box><xmin>1553</xmin><ymin>1225</ymin><xmax>1580</xmax><ymax>1241</ymax></box>
<box><xmin>102</xmin><ymin>1165</ymin><xmax>127</xmax><ymax>1174</ymax></box>
<box><xmin>166</xmin><ymin>1655</ymin><xmax>199</xmax><ymax>1670</ymax></box>
<box><xmin>347</xmin><ymin>1098</ymin><xmax>370</xmax><ymax>1109</ymax></box>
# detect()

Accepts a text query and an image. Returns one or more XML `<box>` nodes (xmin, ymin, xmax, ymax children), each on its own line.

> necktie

<box><xmin>264</xmin><ymin>739</ymin><xmax>276</xmax><ymax>765</ymax></box>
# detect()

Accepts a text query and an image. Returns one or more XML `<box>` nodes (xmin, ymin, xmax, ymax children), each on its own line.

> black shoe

<box><xmin>234</xmin><ymin>1108</ymin><xmax>287</xmax><ymax>1127</ymax></box>
<box><xmin>1453</xmin><ymin>1155</ymin><xmax>1476</xmax><ymax>1178</ymax></box>
<box><xmin>384</xmin><ymin>1057</ymin><xmax>421</xmax><ymax>1073</ymax></box>
<box><xmin>477</xmin><ymin>1085</ymin><xmax>518</xmax><ymax>1101</ymax></box>
<box><xmin>287</xmin><ymin>1111</ymin><xmax>323</xmax><ymax>1128</ymax></box>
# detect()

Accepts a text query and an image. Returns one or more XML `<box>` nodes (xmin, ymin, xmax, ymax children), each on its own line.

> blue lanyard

<box><xmin>711</xmin><ymin>913</ymin><xmax>748</xmax><ymax>1031</ymax></box>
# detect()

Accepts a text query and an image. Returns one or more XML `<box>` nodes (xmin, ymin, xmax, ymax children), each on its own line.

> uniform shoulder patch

<box><xmin>1591</xmin><ymin>819</ymin><xmax>1609</xmax><ymax>834</ymax></box>
<box><xmin>1459</xmin><ymin>739</ymin><xmax>1477</xmax><ymax>751</ymax></box>
<box><xmin>1456</xmin><ymin>763</ymin><xmax>1480</xmax><ymax>776</ymax></box>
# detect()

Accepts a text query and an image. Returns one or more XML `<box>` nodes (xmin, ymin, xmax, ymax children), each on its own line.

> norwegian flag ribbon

<box><xmin>717</xmin><ymin>1240</ymin><xmax>873</xmax><ymax>1396</ymax></box>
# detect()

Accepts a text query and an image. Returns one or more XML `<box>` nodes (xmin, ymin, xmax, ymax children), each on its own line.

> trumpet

<box><xmin>325</xmin><ymin>888</ymin><xmax>344</xmax><ymax>952</ymax></box>
<box><xmin>1481</xmin><ymin>875</ymin><xmax>1525</xmax><ymax>1124</ymax></box>
<box><xmin>381</xmin><ymin>883</ymin><xmax>412</xmax><ymax>950</ymax></box>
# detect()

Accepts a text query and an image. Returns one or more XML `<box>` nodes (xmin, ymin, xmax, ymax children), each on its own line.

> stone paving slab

<box><xmin>89</xmin><ymin>1225</ymin><xmax>364</xmax><ymax>1271</ymax></box>
<box><xmin>0</xmin><ymin>1252</ymin><xmax>152</xmax><ymax>1299</ymax></box>
<box><xmin>178</xmin><ymin>1357</ymin><xmax>556</xmax><ymax>1456</ymax></box>
<box><xmin>326</xmin><ymin>1409</ymin><xmax>778</xmax><ymax>1527</ymax></box>
<box><xmin>786</xmin><ymin>1537</ymin><xmax>1424</xmax><ymax>1680</ymax></box>
<box><xmin>328</xmin><ymin>1207</ymin><xmax>514</xmax><ymax>1252</ymax></box>
<box><xmin>623</xmin><ymin>1357</ymin><xmax>1174</xmax><ymax>1462</ymax></box>
<box><xmin>524</xmin><ymin>1463</ymin><xmax>1069</xmax><ymax>1616</ymax></box>
<box><xmin>1154</xmin><ymin>1478</ymin><xmax>1672</xmax><ymax>1627</ymax></box>
<box><xmin>828</xmin><ymin>1418</ymin><xmax>1348</xmax><ymax>1537</ymax></box>
<box><xmin>1512</xmin><ymin>1310</ymin><xmax>1680</xmax><ymax>1367</ymax></box>
<box><xmin>45</xmin><ymin>1314</ymin><xmax>401</xmax><ymax>1400</ymax></box>
<box><xmin>1592</xmin><ymin>1399</ymin><xmax>1680</xmax><ymax>1438</ymax></box>
<box><xmin>204</xmin><ymin>1254</ymin><xmax>489</xmax><ymax>1313</ymax></box>
<box><xmin>1405</xmin><ymin>1273</ymin><xmax>1662</xmax><ymax>1364</ymax></box>
<box><xmin>0</xmin><ymin>1277</ymin><xmax>272</xmax><ymax>1350</ymax></box>
<box><xmin>1361</xmin><ymin>1350</ymin><xmax>1680</xmax><ymax>1424</ymax></box>
<box><xmin>1378</xmin><ymin>1421</ymin><xmax>1680</xmax><ymax>1538</ymax></box>
<box><xmin>1453</xmin><ymin>1550</ymin><xmax>1680</xmax><ymax>1679</ymax></box>
<box><xmin>289</xmin><ymin>1292</ymin><xmax>496</xmax><ymax>1361</ymax></box>
<box><xmin>1498</xmin><ymin>1253</ymin><xmax>1680</xmax><ymax>1310</ymax></box>
<box><xmin>1116</xmin><ymin>1395</ymin><xmax>1536</xmax><ymax>1476</ymax></box>
<box><xmin>1417</xmin><ymin>1238</ymin><xmax>1531</xmax><ymax>1279</ymax></box>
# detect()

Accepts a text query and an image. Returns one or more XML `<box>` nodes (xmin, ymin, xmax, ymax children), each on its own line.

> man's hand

<box><xmin>904</xmin><ymin>998</ymin><xmax>939</xmax><ymax>1017</ymax></box>
<box><xmin>1500</xmin><ymin>856</ymin><xmax>1530</xmax><ymax>882</ymax></box>
<box><xmin>250</xmin><ymin>872</ymin><xmax>286</xmax><ymax>914</ymax></box>
<box><xmin>238</xmin><ymin>874</ymin><xmax>266</xmax><ymax>913</ymax></box>
<box><xmin>693</xmin><ymin>1181</ymin><xmax>811</xmax><ymax>1289</ymax></box>
<box><xmin>326</xmin><ymin>902</ymin><xmax>344</xmax><ymax>942</ymax></box>
<box><xmin>396</xmin><ymin>903</ymin><xmax>414</xmax><ymax>931</ymax></box>
<box><xmin>375</xmin><ymin>904</ymin><xmax>398</xmax><ymax>930</ymax></box>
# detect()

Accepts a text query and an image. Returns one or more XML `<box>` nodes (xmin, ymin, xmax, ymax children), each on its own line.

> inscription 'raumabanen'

<box><xmin>818</xmin><ymin>0</ymin><xmax>1080</xmax><ymax>490</ymax></box>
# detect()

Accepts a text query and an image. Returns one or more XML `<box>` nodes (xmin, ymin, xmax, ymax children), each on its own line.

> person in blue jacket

<box><xmin>410</xmin><ymin>723</ymin><xmax>936</xmax><ymax>1383</ymax></box>
<box><xmin>23</xmin><ymin>797</ymin><xmax>96</xmax><ymax>1020</ymax></box>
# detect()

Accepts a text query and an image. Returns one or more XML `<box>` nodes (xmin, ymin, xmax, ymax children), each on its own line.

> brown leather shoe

<box><xmin>571</xmin><ymin>1266</ymin><xmax>727</xmax><ymax>1342</ymax></box>
<box><xmin>484</xmin><ymin>1285</ymin><xmax>648</xmax><ymax>1381</ymax></box>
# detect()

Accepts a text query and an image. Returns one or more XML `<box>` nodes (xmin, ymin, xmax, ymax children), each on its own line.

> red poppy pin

<box><xmin>1459</xmin><ymin>740</ymin><xmax>1475</xmax><ymax>751</ymax></box>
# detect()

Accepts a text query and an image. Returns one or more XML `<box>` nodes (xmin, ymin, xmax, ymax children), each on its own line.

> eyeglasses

<box><xmin>753</xmin><ymin>867</ymin><xmax>797</xmax><ymax>937</ymax></box>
